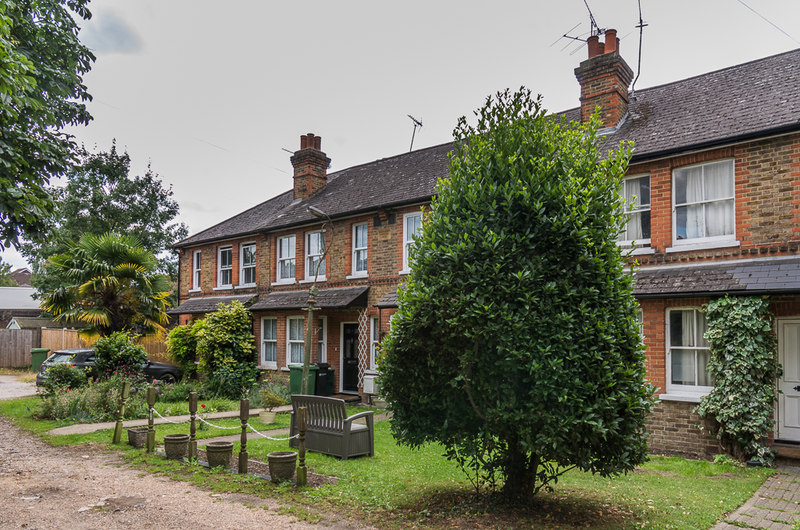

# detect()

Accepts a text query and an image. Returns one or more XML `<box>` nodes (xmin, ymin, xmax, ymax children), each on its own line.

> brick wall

<box><xmin>647</xmin><ymin>400</ymin><xmax>722</xmax><ymax>459</ymax></box>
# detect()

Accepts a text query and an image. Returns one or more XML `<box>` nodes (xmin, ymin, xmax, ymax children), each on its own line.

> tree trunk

<box><xmin>501</xmin><ymin>434</ymin><xmax>537</xmax><ymax>501</ymax></box>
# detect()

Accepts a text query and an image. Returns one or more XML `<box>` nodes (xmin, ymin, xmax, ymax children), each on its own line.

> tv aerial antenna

<box><xmin>630</xmin><ymin>0</ymin><xmax>648</xmax><ymax>98</ymax></box>
<box><xmin>551</xmin><ymin>0</ymin><xmax>605</xmax><ymax>56</ymax></box>
<box><xmin>407</xmin><ymin>114</ymin><xmax>423</xmax><ymax>152</ymax></box>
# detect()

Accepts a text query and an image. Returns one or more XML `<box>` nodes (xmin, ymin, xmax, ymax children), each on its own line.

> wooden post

<box><xmin>238</xmin><ymin>398</ymin><xmax>248</xmax><ymax>474</ymax></box>
<box><xmin>146</xmin><ymin>387</ymin><xmax>156</xmax><ymax>453</ymax></box>
<box><xmin>112</xmin><ymin>381</ymin><xmax>131</xmax><ymax>444</ymax></box>
<box><xmin>297</xmin><ymin>406</ymin><xmax>307</xmax><ymax>486</ymax></box>
<box><xmin>188</xmin><ymin>391</ymin><xmax>197</xmax><ymax>460</ymax></box>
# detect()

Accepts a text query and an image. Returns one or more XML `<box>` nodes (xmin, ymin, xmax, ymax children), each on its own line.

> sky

<box><xmin>3</xmin><ymin>0</ymin><xmax>800</xmax><ymax>269</ymax></box>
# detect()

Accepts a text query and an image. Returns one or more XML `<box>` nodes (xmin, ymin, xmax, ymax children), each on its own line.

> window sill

<box><xmin>271</xmin><ymin>280</ymin><xmax>296</xmax><ymax>287</ymax></box>
<box><xmin>364</xmin><ymin>369</ymin><xmax>379</xmax><ymax>376</ymax></box>
<box><xmin>666</xmin><ymin>239</ymin><xmax>740</xmax><ymax>253</ymax></box>
<box><xmin>299</xmin><ymin>277</ymin><xmax>327</xmax><ymax>284</ymax></box>
<box><xmin>212</xmin><ymin>286</ymin><xmax>232</xmax><ymax>291</ymax></box>
<box><xmin>346</xmin><ymin>273</ymin><xmax>369</xmax><ymax>280</ymax></box>
<box><xmin>398</xmin><ymin>269</ymin><xmax>410</xmax><ymax>275</ymax></box>
<box><xmin>235</xmin><ymin>284</ymin><xmax>256</xmax><ymax>289</ymax></box>
<box><xmin>658</xmin><ymin>393</ymin><xmax>707</xmax><ymax>403</ymax></box>
<box><xmin>260</xmin><ymin>363</ymin><xmax>277</xmax><ymax>370</ymax></box>
<box><xmin>620</xmin><ymin>246</ymin><xmax>655</xmax><ymax>256</ymax></box>
<box><xmin>188</xmin><ymin>288</ymin><xmax>201</xmax><ymax>293</ymax></box>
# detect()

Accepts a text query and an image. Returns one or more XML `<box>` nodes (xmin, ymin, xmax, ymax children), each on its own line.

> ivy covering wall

<box><xmin>696</xmin><ymin>296</ymin><xmax>780</xmax><ymax>464</ymax></box>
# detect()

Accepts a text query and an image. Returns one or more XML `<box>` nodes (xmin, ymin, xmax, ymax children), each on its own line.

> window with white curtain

<box><xmin>305</xmin><ymin>231</ymin><xmax>326</xmax><ymax>280</ymax></box>
<box><xmin>277</xmin><ymin>235</ymin><xmax>295</xmax><ymax>282</ymax></box>
<box><xmin>673</xmin><ymin>160</ymin><xmax>734</xmax><ymax>244</ymax></box>
<box><xmin>402</xmin><ymin>212</ymin><xmax>422</xmax><ymax>272</ymax></box>
<box><xmin>287</xmin><ymin>316</ymin><xmax>304</xmax><ymax>364</ymax></box>
<box><xmin>261</xmin><ymin>318</ymin><xmax>277</xmax><ymax>367</ymax></box>
<box><xmin>192</xmin><ymin>250</ymin><xmax>201</xmax><ymax>290</ymax></box>
<box><xmin>618</xmin><ymin>175</ymin><xmax>650</xmax><ymax>245</ymax></box>
<box><xmin>352</xmin><ymin>223</ymin><xmax>368</xmax><ymax>276</ymax></box>
<box><xmin>240</xmin><ymin>243</ymin><xmax>256</xmax><ymax>286</ymax></box>
<box><xmin>667</xmin><ymin>308</ymin><xmax>712</xmax><ymax>395</ymax></box>
<box><xmin>317</xmin><ymin>316</ymin><xmax>327</xmax><ymax>363</ymax></box>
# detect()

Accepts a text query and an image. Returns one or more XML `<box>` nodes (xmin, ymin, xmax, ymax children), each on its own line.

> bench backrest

<box><xmin>291</xmin><ymin>395</ymin><xmax>347</xmax><ymax>433</ymax></box>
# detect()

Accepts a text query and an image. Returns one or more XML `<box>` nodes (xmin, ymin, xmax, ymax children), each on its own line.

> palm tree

<box><xmin>40</xmin><ymin>233</ymin><xmax>172</xmax><ymax>337</ymax></box>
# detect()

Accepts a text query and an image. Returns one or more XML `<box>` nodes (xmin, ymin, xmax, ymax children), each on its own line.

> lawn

<box><xmin>0</xmin><ymin>395</ymin><xmax>773</xmax><ymax>528</ymax></box>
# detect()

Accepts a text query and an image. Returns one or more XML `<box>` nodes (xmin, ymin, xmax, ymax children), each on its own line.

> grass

<box><xmin>0</xmin><ymin>395</ymin><xmax>775</xmax><ymax>528</ymax></box>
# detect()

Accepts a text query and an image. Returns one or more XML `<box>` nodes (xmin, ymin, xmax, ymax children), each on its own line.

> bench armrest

<box><xmin>344</xmin><ymin>411</ymin><xmax>374</xmax><ymax>424</ymax></box>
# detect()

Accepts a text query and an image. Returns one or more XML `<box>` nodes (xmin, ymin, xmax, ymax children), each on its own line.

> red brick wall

<box><xmin>647</xmin><ymin>400</ymin><xmax>722</xmax><ymax>459</ymax></box>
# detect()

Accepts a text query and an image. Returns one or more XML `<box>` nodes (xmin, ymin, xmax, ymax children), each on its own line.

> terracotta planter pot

<box><xmin>127</xmin><ymin>427</ymin><xmax>148</xmax><ymax>449</ymax></box>
<box><xmin>163</xmin><ymin>433</ymin><xmax>189</xmax><ymax>460</ymax></box>
<box><xmin>259</xmin><ymin>410</ymin><xmax>276</xmax><ymax>424</ymax></box>
<box><xmin>205</xmin><ymin>441</ymin><xmax>233</xmax><ymax>468</ymax></box>
<box><xmin>267</xmin><ymin>451</ymin><xmax>297</xmax><ymax>483</ymax></box>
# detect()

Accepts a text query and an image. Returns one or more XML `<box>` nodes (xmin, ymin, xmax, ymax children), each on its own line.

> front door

<box><xmin>778</xmin><ymin>319</ymin><xmax>800</xmax><ymax>441</ymax></box>
<box><xmin>341</xmin><ymin>323</ymin><xmax>359</xmax><ymax>393</ymax></box>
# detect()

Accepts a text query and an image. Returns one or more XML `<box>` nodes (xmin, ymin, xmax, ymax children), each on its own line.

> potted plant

<box><xmin>259</xmin><ymin>389</ymin><xmax>285</xmax><ymax>425</ymax></box>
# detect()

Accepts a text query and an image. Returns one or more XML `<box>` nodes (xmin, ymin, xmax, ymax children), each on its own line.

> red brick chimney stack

<box><xmin>291</xmin><ymin>133</ymin><xmax>330</xmax><ymax>200</ymax></box>
<box><xmin>574</xmin><ymin>29</ymin><xmax>633</xmax><ymax>128</ymax></box>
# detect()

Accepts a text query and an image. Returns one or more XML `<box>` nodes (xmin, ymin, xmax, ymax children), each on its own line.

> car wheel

<box><xmin>159</xmin><ymin>373</ymin><xmax>177</xmax><ymax>384</ymax></box>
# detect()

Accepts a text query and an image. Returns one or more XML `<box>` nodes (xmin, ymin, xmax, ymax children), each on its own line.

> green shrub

<box><xmin>93</xmin><ymin>331</ymin><xmax>148</xmax><ymax>379</ymax></box>
<box><xmin>40</xmin><ymin>363</ymin><xmax>89</xmax><ymax>395</ymax></box>
<box><xmin>696</xmin><ymin>296</ymin><xmax>780</xmax><ymax>465</ymax></box>
<box><xmin>196</xmin><ymin>301</ymin><xmax>255</xmax><ymax>375</ymax></box>
<box><xmin>154</xmin><ymin>379</ymin><xmax>201</xmax><ymax>403</ymax></box>
<box><xmin>35</xmin><ymin>375</ymin><xmax>148</xmax><ymax>421</ymax></box>
<box><xmin>203</xmin><ymin>358</ymin><xmax>260</xmax><ymax>400</ymax></box>
<box><xmin>166</xmin><ymin>320</ymin><xmax>204</xmax><ymax>378</ymax></box>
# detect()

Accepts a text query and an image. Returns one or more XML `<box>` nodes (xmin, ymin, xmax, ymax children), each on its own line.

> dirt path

<box><xmin>0</xmin><ymin>417</ymin><xmax>357</xmax><ymax>529</ymax></box>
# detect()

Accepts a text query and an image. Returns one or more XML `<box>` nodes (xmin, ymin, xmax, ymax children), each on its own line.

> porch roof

<box><xmin>633</xmin><ymin>256</ymin><xmax>800</xmax><ymax>298</ymax></box>
<box><xmin>249</xmin><ymin>286</ymin><xmax>369</xmax><ymax>311</ymax></box>
<box><xmin>375</xmin><ymin>290</ymin><xmax>398</xmax><ymax>308</ymax></box>
<box><xmin>168</xmin><ymin>294</ymin><xmax>256</xmax><ymax>315</ymax></box>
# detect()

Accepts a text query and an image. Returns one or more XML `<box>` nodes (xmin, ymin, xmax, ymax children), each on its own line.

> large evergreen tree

<box><xmin>20</xmin><ymin>142</ymin><xmax>188</xmax><ymax>291</ymax></box>
<box><xmin>0</xmin><ymin>0</ymin><xmax>94</xmax><ymax>249</ymax></box>
<box><xmin>380</xmin><ymin>89</ymin><xmax>653</xmax><ymax>500</ymax></box>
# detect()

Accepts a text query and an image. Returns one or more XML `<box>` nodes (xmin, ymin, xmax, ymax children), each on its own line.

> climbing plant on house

<box><xmin>381</xmin><ymin>88</ymin><xmax>654</xmax><ymax>500</ymax></box>
<box><xmin>696</xmin><ymin>296</ymin><xmax>780</xmax><ymax>464</ymax></box>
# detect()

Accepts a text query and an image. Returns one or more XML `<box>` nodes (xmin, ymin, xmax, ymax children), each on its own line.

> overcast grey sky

<box><xmin>3</xmin><ymin>0</ymin><xmax>800</xmax><ymax>269</ymax></box>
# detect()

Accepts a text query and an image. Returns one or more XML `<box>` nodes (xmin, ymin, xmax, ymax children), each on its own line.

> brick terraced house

<box><xmin>172</xmin><ymin>33</ymin><xmax>800</xmax><ymax>458</ymax></box>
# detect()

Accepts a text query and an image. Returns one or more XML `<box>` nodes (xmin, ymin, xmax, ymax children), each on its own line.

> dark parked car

<box><xmin>36</xmin><ymin>348</ymin><xmax>182</xmax><ymax>386</ymax></box>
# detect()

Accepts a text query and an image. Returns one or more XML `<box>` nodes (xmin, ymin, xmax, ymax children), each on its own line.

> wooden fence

<box><xmin>0</xmin><ymin>329</ymin><xmax>36</xmax><ymax>368</ymax></box>
<box><xmin>40</xmin><ymin>329</ymin><xmax>170</xmax><ymax>363</ymax></box>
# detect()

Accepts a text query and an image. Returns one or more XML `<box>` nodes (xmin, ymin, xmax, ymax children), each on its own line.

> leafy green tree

<box><xmin>0</xmin><ymin>0</ymin><xmax>94</xmax><ymax>249</ymax></box>
<box><xmin>93</xmin><ymin>331</ymin><xmax>149</xmax><ymax>379</ymax></box>
<box><xmin>40</xmin><ymin>232</ymin><xmax>171</xmax><ymax>337</ymax></box>
<box><xmin>380</xmin><ymin>89</ymin><xmax>653</xmax><ymax>500</ymax></box>
<box><xmin>0</xmin><ymin>257</ymin><xmax>17</xmax><ymax>286</ymax></box>
<box><xmin>166</xmin><ymin>319</ymin><xmax>205</xmax><ymax>379</ymax></box>
<box><xmin>19</xmin><ymin>142</ymin><xmax>188</xmax><ymax>290</ymax></box>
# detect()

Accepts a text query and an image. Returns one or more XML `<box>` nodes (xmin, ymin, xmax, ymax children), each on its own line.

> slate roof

<box><xmin>6</xmin><ymin>316</ymin><xmax>87</xmax><ymax>329</ymax></box>
<box><xmin>167</xmin><ymin>294</ymin><xmax>256</xmax><ymax>315</ymax></box>
<box><xmin>0</xmin><ymin>287</ymin><xmax>38</xmax><ymax>310</ymax></box>
<box><xmin>375</xmin><ymin>289</ymin><xmax>398</xmax><ymax>308</ymax></box>
<box><xmin>633</xmin><ymin>257</ymin><xmax>800</xmax><ymax>298</ymax></box>
<box><xmin>175</xmin><ymin>49</ymin><xmax>800</xmax><ymax>248</ymax></box>
<box><xmin>249</xmin><ymin>286</ymin><xmax>369</xmax><ymax>311</ymax></box>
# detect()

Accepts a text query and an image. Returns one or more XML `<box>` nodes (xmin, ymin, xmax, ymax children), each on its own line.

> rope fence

<box><xmin>148</xmin><ymin>406</ymin><xmax>297</xmax><ymax>439</ymax></box>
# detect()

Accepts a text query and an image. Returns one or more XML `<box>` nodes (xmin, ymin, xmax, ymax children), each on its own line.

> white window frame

<box><xmin>671</xmin><ymin>159</ymin><xmax>736</xmax><ymax>249</ymax></box>
<box><xmin>261</xmin><ymin>317</ymin><xmax>277</xmax><ymax>369</ymax></box>
<box><xmin>239</xmin><ymin>243</ymin><xmax>256</xmax><ymax>287</ymax></box>
<box><xmin>664</xmin><ymin>307</ymin><xmax>713</xmax><ymax>400</ymax></box>
<box><xmin>618</xmin><ymin>174</ymin><xmax>651</xmax><ymax>247</ymax></box>
<box><xmin>216</xmin><ymin>246</ymin><xmax>232</xmax><ymax>288</ymax></box>
<box><xmin>401</xmin><ymin>211</ymin><xmax>422</xmax><ymax>274</ymax></box>
<box><xmin>287</xmin><ymin>316</ymin><xmax>305</xmax><ymax>365</ymax></box>
<box><xmin>304</xmin><ymin>230</ymin><xmax>326</xmax><ymax>281</ymax></box>
<box><xmin>191</xmin><ymin>250</ymin><xmax>201</xmax><ymax>291</ymax></box>
<box><xmin>316</xmin><ymin>316</ymin><xmax>327</xmax><ymax>363</ymax></box>
<box><xmin>351</xmin><ymin>223</ymin><xmax>368</xmax><ymax>277</ymax></box>
<box><xmin>370</xmin><ymin>316</ymin><xmax>380</xmax><ymax>371</ymax></box>
<box><xmin>276</xmin><ymin>235</ymin><xmax>296</xmax><ymax>284</ymax></box>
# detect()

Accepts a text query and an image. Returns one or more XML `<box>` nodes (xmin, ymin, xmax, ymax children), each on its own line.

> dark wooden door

<box><xmin>342</xmin><ymin>323</ymin><xmax>358</xmax><ymax>392</ymax></box>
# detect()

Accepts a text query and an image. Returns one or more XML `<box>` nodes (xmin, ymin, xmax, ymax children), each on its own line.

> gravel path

<box><xmin>0</xmin><ymin>417</ymin><xmax>358</xmax><ymax>529</ymax></box>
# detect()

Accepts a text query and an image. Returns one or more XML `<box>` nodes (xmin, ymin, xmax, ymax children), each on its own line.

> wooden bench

<box><xmin>289</xmin><ymin>394</ymin><xmax>374</xmax><ymax>459</ymax></box>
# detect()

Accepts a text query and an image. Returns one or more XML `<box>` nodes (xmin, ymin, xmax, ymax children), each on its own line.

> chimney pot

<box><xmin>587</xmin><ymin>35</ymin><xmax>602</xmax><ymax>59</ymax></box>
<box><xmin>604</xmin><ymin>29</ymin><xmax>618</xmax><ymax>54</ymax></box>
